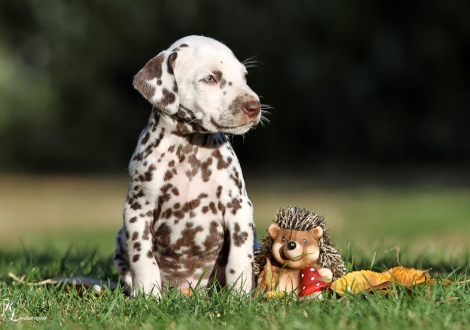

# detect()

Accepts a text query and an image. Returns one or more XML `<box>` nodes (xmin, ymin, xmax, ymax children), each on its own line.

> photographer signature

<box><xmin>1</xmin><ymin>299</ymin><xmax>47</xmax><ymax>322</ymax></box>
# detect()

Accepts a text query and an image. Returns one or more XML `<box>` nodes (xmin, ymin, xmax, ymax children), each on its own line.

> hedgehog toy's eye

<box><xmin>281</xmin><ymin>237</ymin><xmax>286</xmax><ymax>242</ymax></box>
<box><xmin>303</xmin><ymin>239</ymin><xmax>308</xmax><ymax>244</ymax></box>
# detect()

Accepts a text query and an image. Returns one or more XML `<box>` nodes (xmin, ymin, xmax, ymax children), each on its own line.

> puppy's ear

<box><xmin>133</xmin><ymin>50</ymin><xmax>179</xmax><ymax>115</ymax></box>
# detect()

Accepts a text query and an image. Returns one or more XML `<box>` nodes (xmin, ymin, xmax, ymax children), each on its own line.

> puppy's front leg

<box><xmin>124</xmin><ymin>184</ymin><xmax>161</xmax><ymax>297</ymax></box>
<box><xmin>225</xmin><ymin>204</ymin><xmax>254</xmax><ymax>293</ymax></box>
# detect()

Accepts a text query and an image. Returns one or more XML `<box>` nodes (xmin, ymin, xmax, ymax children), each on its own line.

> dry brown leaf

<box><xmin>256</xmin><ymin>257</ymin><xmax>279</xmax><ymax>296</ymax></box>
<box><xmin>263</xmin><ymin>258</ymin><xmax>277</xmax><ymax>291</ymax></box>
<box><xmin>330</xmin><ymin>270</ymin><xmax>390</xmax><ymax>295</ymax></box>
<box><xmin>263</xmin><ymin>291</ymin><xmax>286</xmax><ymax>299</ymax></box>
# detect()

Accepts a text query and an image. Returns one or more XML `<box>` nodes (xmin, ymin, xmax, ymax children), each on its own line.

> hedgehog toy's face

<box><xmin>268</xmin><ymin>223</ymin><xmax>323</xmax><ymax>269</ymax></box>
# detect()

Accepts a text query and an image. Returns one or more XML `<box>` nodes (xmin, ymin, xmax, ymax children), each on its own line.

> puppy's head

<box><xmin>133</xmin><ymin>35</ymin><xmax>261</xmax><ymax>135</ymax></box>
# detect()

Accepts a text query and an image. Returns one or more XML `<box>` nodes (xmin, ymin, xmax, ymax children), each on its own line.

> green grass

<box><xmin>1</xmin><ymin>175</ymin><xmax>470</xmax><ymax>329</ymax></box>
<box><xmin>1</xmin><ymin>246</ymin><xmax>469</xmax><ymax>329</ymax></box>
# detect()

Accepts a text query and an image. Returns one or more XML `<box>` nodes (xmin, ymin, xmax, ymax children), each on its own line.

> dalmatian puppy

<box><xmin>114</xmin><ymin>35</ymin><xmax>263</xmax><ymax>297</ymax></box>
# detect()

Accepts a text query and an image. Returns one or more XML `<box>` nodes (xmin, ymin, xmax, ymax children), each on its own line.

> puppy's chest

<box><xmin>155</xmin><ymin>149</ymin><xmax>243</xmax><ymax>218</ymax></box>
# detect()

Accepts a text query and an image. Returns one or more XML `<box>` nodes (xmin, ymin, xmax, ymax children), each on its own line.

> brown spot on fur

<box><xmin>176</xmin><ymin>145</ymin><xmax>186</xmax><ymax>163</ymax></box>
<box><xmin>228</xmin><ymin>96</ymin><xmax>244</xmax><ymax>115</ymax></box>
<box><xmin>142</xmin><ymin>222</ymin><xmax>150</xmax><ymax>240</ymax></box>
<box><xmin>180</xmin><ymin>43</ymin><xmax>188</xmax><ymax>47</ymax></box>
<box><xmin>155</xmin><ymin>223</ymin><xmax>172</xmax><ymax>247</ymax></box>
<box><xmin>158</xmin><ymin>88</ymin><xmax>176</xmax><ymax>107</ymax></box>
<box><xmin>133</xmin><ymin>242</ymin><xmax>141</xmax><ymax>251</ymax></box>
<box><xmin>202</xmin><ymin>206</ymin><xmax>209</xmax><ymax>213</ymax></box>
<box><xmin>218</xmin><ymin>201</ymin><xmax>226</xmax><ymax>216</ymax></box>
<box><xmin>132</xmin><ymin>254</ymin><xmax>140</xmax><ymax>263</ymax></box>
<box><xmin>201</xmin><ymin>157</ymin><xmax>212</xmax><ymax>182</ymax></box>
<box><xmin>230</xmin><ymin>168</ymin><xmax>243</xmax><ymax>194</ymax></box>
<box><xmin>147</xmin><ymin>250</ymin><xmax>154</xmax><ymax>258</ymax></box>
<box><xmin>160</xmin><ymin>183</ymin><xmax>173</xmax><ymax>193</ymax></box>
<box><xmin>213</xmin><ymin>70</ymin><xmax>223</xmax><ymax>81</ymax></box>
<box><xmin>132</xmin><ymin>231</ymin><xmax>138</xmax><ymax>241</ymax></box>
<box><xmin>233</xmin><ymin>223</ymin><xmax>248</xmax><ymax>247</ymax></box>
<box><xmin>220</xmin><ymin>79</ymin><xmax>227</xmax><ymax>89</ymax></box>
<box><xmin>168</xmin><ymin>160</ymin><xmax>175</xmax><ymax>167</ymax></box>
<box><xmin>162</xmin><ymin>208</ymin><xmax>172</xmax><ymax>219</ymax></box>
<box><xmin>216</xmin><ymin>185</ymin><xmax>222</xmax><ymax>199</ymax></box>
<box><xmin>182</xmin><ymin>198</ymin><xmax>201</xmax><ymax>213</ymax></box>
<box><xmin>182</xmin><ymin>143</ymin><xmax>193</xmax><ymax>154</ymax></box>
<box><xmin>141</xmin><ymin>132</ymin><xmax>150</xmax><ymax>145</ymax></box>
<box><xmin>227</xmin><ymin>197</ymin><xmax>242</xmax><ymax>215</ymax></box>
<box><xmin>212</xmin><ymin>150</ymin><xmax>232</xmax><ymax>170</ymax></box>
<box><xmin>142</xmin><ymin>164</ymin><xmax>156</xmax><ymax>182</ymax></box>
<box><xmin>229</xmin><ymin>269</ymin><xmax>236</xmax><ymax>274</ymax></box>
<box><xmin>171</xmin><ymin>187</ymin><xmax>179</xmax><ymax>195</ymax></box>
<box><xmin>174</xmin><ymin>210</ymin><xmax>184</xmax><ymax>219</ymax></box>
<box><xmin>164</xmin><ymin>170</ymin><xmax>173</xmax><ymax>181</ymax></box>
<box><xmin>185</xmin><ymin>157</ymin><xmax>198</xmax><ymax>178</ymax></box>
<box><xmin>209</xmin><ymin>202</ymin><xmax>217</xmax><ymax>215</ymax></box>
<box><xmin>129</xmin><ymin>216</ymin><xmax>137</xmax><ymax>223</ymax></box>
<box><xmin>130</xmin><ymin>201</ymin><xmax>141</xmax><ymax>210</ymax></box>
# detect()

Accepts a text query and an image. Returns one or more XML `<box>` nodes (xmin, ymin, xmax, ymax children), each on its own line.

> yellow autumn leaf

<box><xmin>383</xmin><ymin>266</ymin><xmax>453</xmax><ymax>286</ymax></box>
<box><xmin>331</xmin><ymin>270</ymin><xmax>390</xmax><ymax>295</ymax></box>
<box><xmin>382</xmin><ymin>266</ymin><xmax>430</xmax><ymax>285</ymax></box>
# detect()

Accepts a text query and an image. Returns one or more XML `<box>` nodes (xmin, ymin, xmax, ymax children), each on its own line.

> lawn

<box><xmin>1</xmin><ymin>174</ymin><xmax>469</xmax><ymax>329</ymax></box>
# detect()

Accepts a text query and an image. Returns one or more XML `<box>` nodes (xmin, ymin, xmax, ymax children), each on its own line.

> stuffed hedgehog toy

<box><xmin>254</xmin><ymin>206</ymin><xmax>347</xmax><ymax>298</ymax></box>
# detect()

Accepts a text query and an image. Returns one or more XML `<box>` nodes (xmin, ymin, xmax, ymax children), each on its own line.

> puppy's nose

<box><xmin>287</xmin><ymin>242</ymin><xmax>296</xmax><ymax>250</ymax></box>
<box><xmin>243</xmin><ymin>100</ymin><xmax>261</xmax><ymax>117</ymax></box>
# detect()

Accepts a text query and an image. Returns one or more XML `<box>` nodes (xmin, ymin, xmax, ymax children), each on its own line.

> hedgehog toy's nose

<box><xmin>287</xmin><ymin>242</ymin><xmax>297</xmax><ymax>250</ymax></box>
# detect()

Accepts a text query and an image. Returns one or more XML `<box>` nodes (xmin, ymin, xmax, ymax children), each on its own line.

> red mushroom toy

<box><xmin>298</xmin><ymin>267</ymin><xmax>329</xmax><ymax>298</ymax></box>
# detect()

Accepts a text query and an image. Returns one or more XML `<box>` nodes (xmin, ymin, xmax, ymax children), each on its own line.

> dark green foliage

<box><xmin>0</xmin><ymin>0</ymin><xmax>469</xmax><ymax>173</ymax></box>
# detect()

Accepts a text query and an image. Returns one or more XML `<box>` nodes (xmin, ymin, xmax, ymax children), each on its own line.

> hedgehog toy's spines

<box><xmin>276</xmin><ymin>206</ymin><xmax>325</xmax><ymax>231</ymax></box>
<box><xmin>253</xmin><ymin>234</ymin><xmax>273</xmax><ymax>276</ymax></box>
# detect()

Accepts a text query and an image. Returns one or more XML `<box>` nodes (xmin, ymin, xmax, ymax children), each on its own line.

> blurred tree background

<box><xmin>0</xmin><ymin>0</ymin><xmax>469</xmax><ymax>174</ymax></box>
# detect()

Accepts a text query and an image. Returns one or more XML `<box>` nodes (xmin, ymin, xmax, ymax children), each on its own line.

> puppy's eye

<box><xmin>281</xmin><ymin>237</ymin><xmax>286</xmax><ymax>242</ymax></box>
<box><xmin>203</xmin><ymin>75</ymin><xmax>216</xmax><ymax>83</ymax></box>
<box><xmin>303</xmin><ymin>239</ymin><xmax>308</xmax><ymax>244</ymax></box>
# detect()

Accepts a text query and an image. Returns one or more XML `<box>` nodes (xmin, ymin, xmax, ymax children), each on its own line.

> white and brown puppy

<box><xmin>114</xmin><ymin>35</ymin><xmax>264</xmax><ymax>297</ymax></box>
